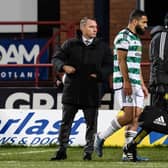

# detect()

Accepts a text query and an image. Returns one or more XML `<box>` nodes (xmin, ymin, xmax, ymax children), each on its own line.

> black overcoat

<box><xmin>52</xmin><ymin>35</ymin><xmax>113</xmax><ymax>107</ymax></box>
<box><xmin>149</xmin><ymin>26</ymin><xmax>168</xmax><ymax>89</ymax></box>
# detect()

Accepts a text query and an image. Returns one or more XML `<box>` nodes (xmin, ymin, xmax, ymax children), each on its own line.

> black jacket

<box><xmin>52</xmin><ymin>34</ymin><xmax>113</xmax><ymax>107</ymax></box>
<box><xmin>149</xmin><ymin>26</ymin><xmax>168</xmax><ymax>91</ymax></box>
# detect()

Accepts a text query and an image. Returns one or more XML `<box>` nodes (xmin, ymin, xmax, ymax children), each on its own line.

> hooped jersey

<box><xmin>113</xmin><ymin>28</ymin><xmax>142</xmax><ymax>90</ymax></box>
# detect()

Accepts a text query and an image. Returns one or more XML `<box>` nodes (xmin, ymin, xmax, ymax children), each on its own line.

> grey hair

<box><xmin>80</xmin><ymin>17</ymin><xmax>89</xmax><ymax>29</ymax></box>
<box><xmin>80</xmin><ymin>17</ymin><xmax>96</xmax><ymax>29</ymax></box>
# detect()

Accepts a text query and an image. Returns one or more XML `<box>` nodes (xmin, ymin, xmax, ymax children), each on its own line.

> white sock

<box><xmin>125</xmin><ymin>130</ymin><xmax>137</xmax><ymax>144</ymax></box>
<box><xmin>99</xmin><ymin>117</ymin><xmax>121</xmax><ymax>140</ymax></box>
<box><xmin>122</xmin><ymin>130</ymin><xmax>137</xmax><ymax>157</ymax></box>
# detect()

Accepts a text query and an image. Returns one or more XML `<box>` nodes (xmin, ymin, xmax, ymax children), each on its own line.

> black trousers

<box><xmin>58</xmin><ymin>104</ymin><xmax>98</xmax><ymax>154</ymax></box>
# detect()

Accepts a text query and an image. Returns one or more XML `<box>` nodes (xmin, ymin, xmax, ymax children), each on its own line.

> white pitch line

<box><xmin>0</xmin><ymin>149</ymin><xmax>54</xmax><ymax>155</ymax></box>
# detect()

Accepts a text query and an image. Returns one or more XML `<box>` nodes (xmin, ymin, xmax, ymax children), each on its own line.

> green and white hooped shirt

<box><xmin>113</xmin><ymin>28</ymin><xmax>142</xmax><ymax>90</ymax></box>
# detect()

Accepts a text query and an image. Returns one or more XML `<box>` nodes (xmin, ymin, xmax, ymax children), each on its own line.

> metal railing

<box><xmin>0</xmin><ymin>21</ymin><xmax>78</xmax><ymax>87</ymax></box>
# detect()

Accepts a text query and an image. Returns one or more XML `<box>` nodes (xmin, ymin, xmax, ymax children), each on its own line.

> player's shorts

<box><xmin>114</xmin><ymin>87</ymin><xmax>144</xmax><ymax>109</ymax></box>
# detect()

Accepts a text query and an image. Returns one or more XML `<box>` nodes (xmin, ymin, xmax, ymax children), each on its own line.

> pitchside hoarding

<box><xmin>0</xmin><ymin>88</ymin><xmax>57</xmax><ymax>109</ymax></box>
<box><xmin>0</xmin><ymin>109</ymin><xmax>168</xmax><ymax>146</ymax></box>
<box><xmin>0</xmin><ymin>109</ymin><xmax>86</xmax><ymax>146</ymax></box>
<box><xmin>0</xmin><ymin>39</ymin><xmax>49</xmax><ymax>80</ymax></box>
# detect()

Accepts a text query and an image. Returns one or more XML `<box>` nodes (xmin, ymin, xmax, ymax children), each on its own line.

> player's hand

<box><xmin>123</xmin><ymin>81</ymin><xmax>132</xmax><ymax>96</ymax></box>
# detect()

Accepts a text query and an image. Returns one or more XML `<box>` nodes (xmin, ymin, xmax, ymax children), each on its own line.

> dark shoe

<box><xmin>83</xmin><ymin>153</ymin><xmax>92</xmax><ymax>161</ymax></box>
<box><xmin>50</xmin><ymin>149</ymin><xmax>67</xmax><ymax>161</ymax></box>
<box><xmin>123</xmin><ymin>142</ymin><xmax>137</xmax><ymax>162</ymax></box>
<box><xmin>94</xmin><ymin>133</ymin><xmax>105</xmax><ymax>157</ymax></box>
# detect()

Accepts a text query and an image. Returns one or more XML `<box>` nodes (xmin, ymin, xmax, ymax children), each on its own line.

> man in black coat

<box><xmin>149</xmin><ymin>14</ymin><xmax>168</xmax><ymax>107</ymax></box>
<box><xmin>51</xmin><ymin>17</ymin><xmax>113</xmax><ymax>161</ymax></box>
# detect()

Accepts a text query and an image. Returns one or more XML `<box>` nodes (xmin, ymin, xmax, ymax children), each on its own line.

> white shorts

<box><xmin>114</xmin><ymin>87</ymin><xmax>144</xmax><ymax>110</ymax></box>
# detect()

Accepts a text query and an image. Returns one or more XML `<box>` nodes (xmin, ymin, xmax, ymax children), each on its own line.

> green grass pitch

<box><xmin>0</xmin><ymin>146</ymin><xmax>168</xmax><ymax>168</ymax></box>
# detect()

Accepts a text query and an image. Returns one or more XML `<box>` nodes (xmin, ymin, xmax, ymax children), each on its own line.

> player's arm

<box><xmin>140</xmin><ymin>69</ymin><xmax>148</xmax><ymax>98</ymax></box>
<box><xmin>117</xmin><ymin>49</ymin><xmax>132</xmax><ymax>96</ymax></box>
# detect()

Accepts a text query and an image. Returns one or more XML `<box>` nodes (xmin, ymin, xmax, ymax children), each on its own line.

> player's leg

<box><xmin>122</xmin><ymin>107</ymin><xmax>149</xmax><ymax>161</ymax></box>
<box><xmin>123</xmin><ymin>87</ymin><xmax>149</xmax><ymax>161</ymax></box>
<box><xmin>123</xmin><ymin>128</ymin><xmax>150</xmax><ymax>161</ymax></box>
<box><xmin>94</xmin><ymin>89</ymin><xmax>134</xmax><ymax>157</ymax></box>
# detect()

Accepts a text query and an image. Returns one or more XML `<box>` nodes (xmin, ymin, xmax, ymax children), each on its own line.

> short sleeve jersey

<box><xmin>113</xmin><ymin>28</ymin><xmax>142</xmax><ymax>90</ymax></box>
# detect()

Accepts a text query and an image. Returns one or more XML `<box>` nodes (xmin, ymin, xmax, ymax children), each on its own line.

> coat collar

<box><xmin>76</xmin><ymin>29</ymin><xmax>100</xmax><ymax>46</ymax></box>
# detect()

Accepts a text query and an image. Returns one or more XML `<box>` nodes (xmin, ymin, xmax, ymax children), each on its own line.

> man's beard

<box><xmin>135</xmin><ymin>25</ymin><xmax>145</xmax><ymax>35</ymax></box>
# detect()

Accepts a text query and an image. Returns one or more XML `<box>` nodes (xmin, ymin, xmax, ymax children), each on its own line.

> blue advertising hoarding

<box><xmin>0</xmin><ymin>39</ymin><xmax>49</xmax><ymax>80</ymax></box>
<box><xmin>0</xmin><ymin>109</ymin><xmax>168</xmax><ymax>146</ymax></box>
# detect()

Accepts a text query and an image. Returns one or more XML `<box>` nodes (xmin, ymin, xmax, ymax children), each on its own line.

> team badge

<box><xmin>127</xmin><ymin>96</ymin><xmax>133</xmax><ymax>103</ymax></box>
